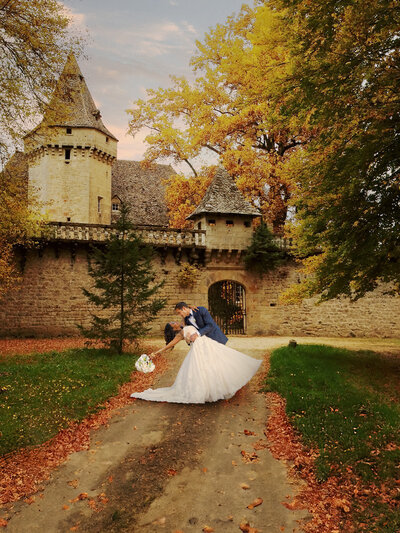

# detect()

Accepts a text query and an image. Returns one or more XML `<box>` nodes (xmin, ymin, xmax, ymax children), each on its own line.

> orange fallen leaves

<box><xmin>62</xmin><ymin>505</ymin><xmax>70</xmax><ymax>510</ymax></box>
<box><xmin>166</xmin><ymin>468</ymin><xmax>178</xmax><ymax>476</ymax></box>
<box><xmin>239</xmin><ymin>522</ymin><xmax>260</xmax><ymax>533</ymax></box>
<box><xmin>247</xmin><ymin>497</ymin><xmax>263</xmax><ymax>510</ymax></box>
<box><xmin>0</xmin><ymin>519</ymin><xmax>7</xmax><ymax>528</ymax></box>
<box><xmin>243</xmin><ymin>429</ymin><xmax>256</xmax><ymax>436</ymax></box>
<box><xmin>67</xmin><ymin>479</ymin><xmax>79</xmax><ymax>489</ymax></box>
<box><xmin>241</xmin><ymin>450</ymin><xmax>259</xmax><ymax>463</ymax></box>
<box><xmin>202</xmin><ymin>527</ymin><xmax>214</xmax><ymax>532</ymax></box>
<box><xmin>240</xmin><ymin>483</ymin><xmax>250</xmax><ymax>490</ymax></box>
<box><xmin>0</xmin><ymin>352</ymin><xmax>168</xmax><ymax>505</ymax></box>
<box><xmin>264</xmin><ymin>391</ymin><xmax>360</xmax><ymax>533</ymax></box>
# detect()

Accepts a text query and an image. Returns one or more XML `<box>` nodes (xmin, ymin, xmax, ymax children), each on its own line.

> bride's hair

<box><xmin>164</xmin><ymin>322</ymin><xmax>179</xmax><ymax>344</ymax></box>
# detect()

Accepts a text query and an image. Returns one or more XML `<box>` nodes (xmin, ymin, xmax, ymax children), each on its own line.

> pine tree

<box><xmin>79</xmin><ymin>203</ymin><xmax>166</xmax><ymax>353</ymax></box>
<box><xmin>243</xmin><ymin>221</ymin><xmax>285</xmax><ymax>276</ymax></box>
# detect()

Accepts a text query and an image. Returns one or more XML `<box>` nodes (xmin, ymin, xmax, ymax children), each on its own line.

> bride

<box><xmin>130</xmin><ymin>325</ymin><xmax>262</xmax><ymax>404</ymax></box>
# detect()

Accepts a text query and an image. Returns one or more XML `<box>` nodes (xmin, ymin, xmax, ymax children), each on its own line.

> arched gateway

<box><xmin>208</xmin><ymin>280</ymin><xmax>246</xmax><ymax>335</ymax></box>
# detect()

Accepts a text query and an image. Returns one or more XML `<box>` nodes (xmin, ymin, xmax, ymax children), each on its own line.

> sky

<box><xmin>61</xmin><ymin>0</ymin><xmax>247</xmax><ymax>163</ymax></box>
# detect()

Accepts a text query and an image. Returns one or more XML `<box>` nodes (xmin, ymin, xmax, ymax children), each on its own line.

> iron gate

<box><xmin>208</xmin><ymin>280</ymin><xmax>246</xmax><ymax>335</ymax></box>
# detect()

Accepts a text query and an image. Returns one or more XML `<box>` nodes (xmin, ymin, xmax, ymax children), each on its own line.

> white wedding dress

<box><xmin>130</xmin><ymin>326</ymin><xmax>262</xmax><ymax>404</ymax></box>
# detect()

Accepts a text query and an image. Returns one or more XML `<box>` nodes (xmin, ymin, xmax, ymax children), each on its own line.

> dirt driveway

<box><xmin>3</xmin><ymin>336</ymin><xmax>399</xmax><ymax>532</ymax></box>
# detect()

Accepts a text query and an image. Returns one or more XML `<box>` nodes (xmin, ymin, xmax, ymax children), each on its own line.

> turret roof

<box><xmin>187</xmin><ymin>167</ymin><xmax>260</xmax><ymax>219</ymax></box>
<box><xmin>40</xmin><ymin>53</ymin><xmax>117</xmax><ymax>140</ymax></box>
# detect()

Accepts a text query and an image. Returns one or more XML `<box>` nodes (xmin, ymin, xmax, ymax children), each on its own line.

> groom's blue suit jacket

<box><xmin>185</xmin><ymin>306</ymin><xmax>228</xmax><ymax>345</ymax></box>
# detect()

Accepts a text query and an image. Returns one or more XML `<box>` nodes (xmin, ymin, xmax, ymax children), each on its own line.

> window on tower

<box><xmin>66</xmin><ymin>127</ymin><xmax>72</xmax><ymax>134</ymax></box>
<box><xmin>98</xmin><ymin>196</ymin><xmax>102</xmax><ymax>213</ymax></box>
<box><xmin>112</xmin><ymin>196</ymin><xmax>121</xmax><ymax>213</ymax></box>
<box><xmin>65</xmin><ymin>148</ymin><xmax>71</xmax><ymax>162</ymax></box>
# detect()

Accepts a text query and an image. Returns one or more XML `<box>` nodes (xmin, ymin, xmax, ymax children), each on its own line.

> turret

<box><xmin>187</xmin><ymin>167</ymin><xmax>260</xmax><ymax>250</ymax></box>
<box><xmin>24</xmin><ymin>53</ymin><xmax>118</xmax><ymax>224</ymax></box>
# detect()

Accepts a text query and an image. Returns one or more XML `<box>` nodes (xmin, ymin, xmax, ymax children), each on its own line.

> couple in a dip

<box><xmin>130</xmin><ymin>302</ymin><xmax>261</xmax><ymax>404</ymax></box>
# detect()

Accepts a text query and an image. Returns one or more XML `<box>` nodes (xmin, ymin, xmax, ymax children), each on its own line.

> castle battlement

<box><xmin>45</xmin><ymin>222</ymin><xmax>207</xmax><ymax>248</ymax></box>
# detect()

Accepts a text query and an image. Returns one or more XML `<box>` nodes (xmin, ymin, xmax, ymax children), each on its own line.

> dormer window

<box><xmin>207</xmin><ymin>219</ymin><xmax>216</xmax><ymax>226</ymax></box>
<box><xmin>226</xmin><ymin>220</ymin><xmax>234</xmax><ymax>227</ymax></box>
<box><xmin>112</xmin><ymin>196</ymin><xmax>121</xmax><ymax>213</ymax></box>
<box><xmin>66</xmin><ymin>127</ymin><xmax>72</xmax><ymax>135</ymax></box>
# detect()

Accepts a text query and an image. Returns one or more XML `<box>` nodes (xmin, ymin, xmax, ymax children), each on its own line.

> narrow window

<box><xmin>207</xmin><ymin>219</ymin><xmax>216</xmax><ymax>226</ymax></box>
<box><xmin>98</xmin><ymin>196</ymin><xmax>102</xmax><ymax>213</ymax></box>
<box><xmin>65</xmin><ymin>148</ymin><xmax>71</xmax><ymax>162</ymax></box>
<box><xmin>67</xmin><ymin>217</ymin><xmax>71</xmax><ymax>222</ymax></box>
<box><xmin>226</xmin><ymin>220</ymin><xmax>234</xmax><ymax>227</ymax></box>
<box><xmin>197</xmin><ymin>222</ymin><xmax>202</xmax><ymax>230</ymax></box>
<box><xmin>66</xmin><ymin>127</ymin><xmax>72</xmax><ymax>135</ymax></box>
<box><xmin>244</xmin><ymin>220</ymin><xmax>251</xmax><ymax>228</ymax></box>
<box><xmin>105</xmin><ymin>136</ymin><xmax>109</xmax><ymax>143</ymax></box>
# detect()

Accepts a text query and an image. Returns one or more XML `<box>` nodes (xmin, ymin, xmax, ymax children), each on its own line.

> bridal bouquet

<box><xmin>135</xmin><ymin>354</ymin><xmax>155</xmax><ymax>373</ymax></box>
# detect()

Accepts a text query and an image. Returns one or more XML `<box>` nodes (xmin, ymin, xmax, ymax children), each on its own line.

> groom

<box><xmin>174</xmin><ymin>302</ymin><xmax>228</xmax><ymax>345</ymax></box>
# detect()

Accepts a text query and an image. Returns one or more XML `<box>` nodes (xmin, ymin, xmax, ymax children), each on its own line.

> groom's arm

<box><xmin>197</xmin><ymin>307</ymin><xmax>216</xmax><ymax>337</ymax></box>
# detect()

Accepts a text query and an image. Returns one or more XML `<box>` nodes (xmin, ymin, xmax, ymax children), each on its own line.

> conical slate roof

<box><xmin>41</xmin><ymin>53</ymin><xmax>117</xmax><ymax>140</ymax></box>
<box><xmin>187</xmin><ymin>167</ymin><xmax>260</xmax><ymax>219</ymax></box>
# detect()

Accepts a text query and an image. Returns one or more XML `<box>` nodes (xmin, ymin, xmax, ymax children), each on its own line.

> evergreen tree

<box><xmin>243</xmin><ymin>221</ymin><xmax>285</xmax><ymax>276</ymax></box>
<box><xmin>79</xmin><ymin>204</ymin><xmax>166</xmax><ymax>353</ymax></box>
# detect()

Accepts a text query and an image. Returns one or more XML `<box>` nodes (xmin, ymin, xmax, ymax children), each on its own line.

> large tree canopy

<box><xmin>127</xmin><ymin>5</ymin><xmax>308</xmax><ymax>232</ymax></box>
<box><xmin>263</xmin><ymin>0</ymin><xmax>400</xmax><ymax>300</ymax></box>
<box><xmin>0</xmin><ymin>0</ymin><xmax>82</xmax><ymax>162</ymax></box>
<box><xmin>129</xmin><ymin>0</ymin><xmax>400</xmax><ymax>299</ymax></box>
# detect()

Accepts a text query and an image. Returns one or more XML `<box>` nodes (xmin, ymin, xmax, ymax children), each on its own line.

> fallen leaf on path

<box><xmin>202</xmin><ymin>467</ymin><xmax>208</xmax><ymax>473</ymax></box>
<box><xmin>62</xmin><ymin>504</ymin><xmax>70</xmax><ymax>510</ymax></box>
<box><xmin>202</xmin><ymin>527</ymin><xmax>214</xmax><ymax>532</ymax></box>
<box><xmin>24</xmin><ymin>496</ymin><xmax>35</xmax><ymax>504</ymax></box>
<box><xmin>0</xmin><ymin>519</ymin><xmax>7</xmax><ymax>528</ymax></box>
<box><xmin>241</xmin><ymin>450</ymin><xmax>259</xmax><ymax>463</ymax></box>
<box><xmin>282</xmin><ymin>498</ymin><xmax>303</xmax><ymax>510</ymax></box>
<box><xmin>239</xmin><ymin>523</ymin><xmax>260</xmax><ymax>533</ymax></box>
<box><xmin>70</xmin><ymin>492</ymin><xmax>88</xmax><ymax>503</ymax></box>
<box><xmin>240</xmin><ymin>483</ymin><xmax>250</xmax><ymax>490</ymax></box>
<box><xmin>107</xmin><ymin>475</ymin><xmax>113</xmax><ymax>484</ymax></box>
<box><xmin>232</xmin><ymin>460</ymin><xmax>237</xmax><ymax>466</ymax></box>
<box><xmin>67</xmin><ymin>480</ymin><xmax>79</xmax><ymax>488</ymax></box>
<box><xmin>167</xmin><ymin>469</ymin><xmax>177</xmax><ymax>476</ymax></box>
<box><xmin>244</xmin><ymin>429</ymin><xmax>256</xmax><ymax>436</ymax></box>
<box><xmin>88</xmin><ymin>499</ymin><xmax>97</xmax><ymax>510</ymax></box>
<box><xmin>247</xmin><ymin>497</ymin><xmax>263</xmax><ymax>509</ymax></box>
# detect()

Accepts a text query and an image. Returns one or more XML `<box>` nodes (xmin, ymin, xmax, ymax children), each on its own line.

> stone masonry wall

<box><xmin>0</xmin><ymin>244</ymin><xmax>399</xmax><ymax>338</ymax></box>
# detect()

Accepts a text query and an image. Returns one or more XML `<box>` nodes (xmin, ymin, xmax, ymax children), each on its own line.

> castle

<box><xmin>1</xmin><ymin>54</ymin><xmax>399</xmax><ymax>338</ymax></box>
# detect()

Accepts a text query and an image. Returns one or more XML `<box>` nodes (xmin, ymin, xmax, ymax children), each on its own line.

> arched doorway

<box><xmin>208</xmin><ymin>280</ymin><xmax>246</xmax><ymax>335</ymax></box>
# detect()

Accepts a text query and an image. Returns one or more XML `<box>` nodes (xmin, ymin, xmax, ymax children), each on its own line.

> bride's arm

<box><xmin>151</xmin><ymin>331</ymin><xmax>184</xmax><ymax>356</ymax></box>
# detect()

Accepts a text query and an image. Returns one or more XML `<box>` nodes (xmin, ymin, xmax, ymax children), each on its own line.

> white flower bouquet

<box><xmin>135</xmin><ymin>354</ymin><xmax>155</xmax><ymax>373</ymax></box>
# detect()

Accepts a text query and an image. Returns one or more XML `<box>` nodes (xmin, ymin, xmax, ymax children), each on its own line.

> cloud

<box><xmin>91</xmin><ymin>19</ymin><xmax>198</xmax><ymax>60</ymax></box>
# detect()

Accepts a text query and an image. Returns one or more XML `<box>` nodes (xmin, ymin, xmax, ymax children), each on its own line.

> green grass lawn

<box><xmin>266</xmin><ymin>344</ymin><xmax>400</xmax><ymax>532</ymax></box>
<box><xmin>0</xmin><ymin>348</ymin><xmax>139</xmax><ymax>456</ymax></box>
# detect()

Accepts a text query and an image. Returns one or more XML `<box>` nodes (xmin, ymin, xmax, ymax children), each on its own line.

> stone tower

<box><xmin>187</xmin><ymin>167</ymin><xmax>260</xmax><ymax>250</ymax></box>
<box><xmin>24</xmin><ymin>53</ymin><xmax>118</xmax><ymax>225</ymax></box>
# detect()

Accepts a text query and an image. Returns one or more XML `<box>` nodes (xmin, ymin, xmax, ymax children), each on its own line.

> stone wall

<box><xmin>0</xmin><ymin>243</ymin><xmax>399</xmax><ymax>338</ymax></box>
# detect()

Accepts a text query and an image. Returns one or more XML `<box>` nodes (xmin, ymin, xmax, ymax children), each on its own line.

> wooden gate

<box><xmin>208</xmin><ymin>280</ymin><xmax>246</xmax><ymax>335</ymax></box>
